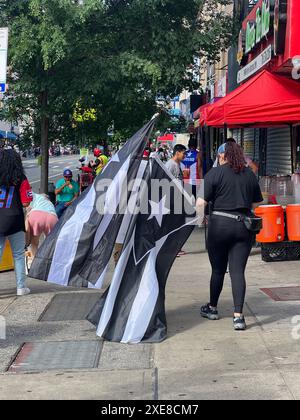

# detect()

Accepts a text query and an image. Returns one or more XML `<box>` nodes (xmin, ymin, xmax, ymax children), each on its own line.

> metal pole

<box><xmin>290</xmin><ymin>124</ymin><xmax>295</xmax><ymax>174</ymax></box>
<box><xmin>224</xmin><ymin>124</ymin><xmax>228</xmax><ymax>141</ymax></box>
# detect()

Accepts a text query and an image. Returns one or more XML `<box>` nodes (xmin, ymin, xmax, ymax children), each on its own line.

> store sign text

<box><xmin>245</xmin><ymin>0</ymin><xmax>271</xmax><ymax>54</ymax></box>
<box><xmin>237</xmin><ymin>45</ymin><xmax>272</xmax><ymax>84</ymax></box>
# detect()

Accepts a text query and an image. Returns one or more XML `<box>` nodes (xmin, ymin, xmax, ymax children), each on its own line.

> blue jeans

<box><xmin>55</xmin><ymin>202</ymin><xmax>68</xmax><ymax>219</ymax></box>
<box><xmin>0</xmin><ymin>231</ymin><xmax>26</xmax><ymax>289</ymax></box>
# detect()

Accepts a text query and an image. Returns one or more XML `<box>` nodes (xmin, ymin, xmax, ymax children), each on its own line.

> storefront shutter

<box><xmin>266</xmin><ymin>127</ymin><xmax>292</xmax><ymax>175</ymax></box>
<box><xmin>254</xmin><ymin>129</ymin><xmax>260</xmax><ymax>161</ymax></box>
<box><xmin>243</xmin><ymin>128</ymin><xmax>255</xmax><ymax>159</ymax></box>
<box><xmin>232</xmin><ymin>129</ymin><xmax>242</xmax><ymax>145</ymax></box>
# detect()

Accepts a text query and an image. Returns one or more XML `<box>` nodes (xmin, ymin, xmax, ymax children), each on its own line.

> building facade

<box><xmin>196</xmin><ymin>0</ymin><xmax>300</xmax><ymax>177</ymax></box>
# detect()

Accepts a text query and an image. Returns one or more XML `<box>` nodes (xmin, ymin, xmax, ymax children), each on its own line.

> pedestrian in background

<box><xmin>55</xmin><ymin>169</ymin><xmax>79</xmax><ymax>218</ymax></box>
<box><xmin>92</xmin><ymin>148</ymin><xmax>109</xmax><ymax>175</ymax></box>
<box><xmin>198</xmin><ymin>141</ymin><xmax>263</xmax><ymax>330</ymax></box>
<box><xmin>25</xmin><ymin>193</ymin><xmax>58</xmax><ymax>258</ymax></box>
<box><xmin>165</xmin><ymin>144</ymin><xmax>187</xmax><ymax>257</ymax></box>
<box><xmin>181</xmin><ymin>137</ymin><xmax>203</xmax><ymax>199</ymax></box>
<box><xmin>165</xmin><ymin>144</ymin><xmax>187</xmax><ymax>181</ymax></box>
<box><xmin>0</xmin><ymin>149</ymin><xmax>33</xmax><ymax>296</ymax></box>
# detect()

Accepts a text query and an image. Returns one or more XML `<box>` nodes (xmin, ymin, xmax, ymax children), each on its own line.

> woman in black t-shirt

<box><xmin>197</xmin><ymin>141</ymin><xmax>263</xmax><ymax>331</ymax></box>
<box><xmin>0</xmin><ymin>149</ymin><xmax>33</xmax><ymax>296</ymax></box>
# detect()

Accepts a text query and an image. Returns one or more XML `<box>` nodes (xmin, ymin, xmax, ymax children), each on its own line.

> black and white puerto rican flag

<box><xmin>29</xmin><ymin>117</ymin><xmax>157</xmax><ymax>288</ymax></box>
<box><xmin>87</xmin><ymin>158</ymin><xmax>197</xmax><ymax>343</ymax></box>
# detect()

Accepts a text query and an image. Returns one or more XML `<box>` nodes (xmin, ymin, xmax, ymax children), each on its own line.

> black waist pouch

<box><xmin>242</xmin><ymin>216</ymin><xmax>263</xmax><ymax>234</ymax></box>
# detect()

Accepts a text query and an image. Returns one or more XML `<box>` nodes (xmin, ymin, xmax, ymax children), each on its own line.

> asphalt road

<box><xmin>22</xmin><ymin>155</ymin><xmax>87</xmax><ymax>192</ymax></box>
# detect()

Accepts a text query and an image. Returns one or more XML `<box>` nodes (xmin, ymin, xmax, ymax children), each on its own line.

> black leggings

<box><xmin>207</xmin><ymin>214</ymin><xmax>254</xmax><ymax>313</ymax></box>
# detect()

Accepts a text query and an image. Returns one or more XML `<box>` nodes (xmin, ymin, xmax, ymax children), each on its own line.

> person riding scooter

<box><xmin>92</xmin><ymin>148</ymin><xmax>109</xmax><ymax>175</ymax></box>
<box><xmin>77</xmin><ymin>157</ymin><xmax>94</xmax><ymax>194</ymax></box>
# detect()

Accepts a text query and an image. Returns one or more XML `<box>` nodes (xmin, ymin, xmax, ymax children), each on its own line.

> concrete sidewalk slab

<box><xmin>157</xmin><ymin>369</ymin><xmax>294</xmax><ymax>400</ymax></box>
<box><xmin>0</xmin><ymin>369</ymin><xmax>154</xmax><ymax>400</ymax></box>
<box><xmin>0</xmin><ymin>297</ymin><xmax>15</xmax><ymax>314</ymax></box>
<box><xmin>99</xmin><ymin>343</ymin><xmax>154</xmax><ymax>371</ymax></box>
<box><xmin>39</xmin><ymin>292</ymin><xmax>102</xmax><ymax>322</ymax></box>
<box><xmin>280</xmin><ymin>372</ymin><xmax>300</xmax><ymax>400</ymax></box>
<box><xmin>155</xmin><ymin>330</ymin><xmax>275</xmax><ymax>372</ymax></box>
<box><xmin>0</xmin><ymin>345</ymin><xmax>20</xmax><ymax>373</ymax></box>
<box><xmin>3</xmin><ymin>293</ymin><xmax>55</xmax><ymax>323</ymax></box>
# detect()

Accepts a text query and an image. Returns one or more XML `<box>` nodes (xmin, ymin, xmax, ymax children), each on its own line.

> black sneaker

<box><xmin>200</xmin><ymin>303</ymin><xmax>219</xmax><ymax>321</ymax></box>
<box><xmin>233</xmin><ymin>316</ymin><xmax>247</xmax><ymax>331</ymax></box>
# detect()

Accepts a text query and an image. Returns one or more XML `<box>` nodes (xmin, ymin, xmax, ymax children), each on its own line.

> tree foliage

<box><xmin>0</xmin><ymin>0</ymin><xmax>233</xmax><ymax>146</ymax></box>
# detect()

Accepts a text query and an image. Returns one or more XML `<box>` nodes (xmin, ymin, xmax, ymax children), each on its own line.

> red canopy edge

<box><xmin>196</xmin><ymin>70</ymin><xmax>300</xmax><ymax>128</ymax></box>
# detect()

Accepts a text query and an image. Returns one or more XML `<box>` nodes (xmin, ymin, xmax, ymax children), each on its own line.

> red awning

<box><xmin>199</xmin><ymin>70</ymin><xmax>300</xmax><ymax>128</ymax></box>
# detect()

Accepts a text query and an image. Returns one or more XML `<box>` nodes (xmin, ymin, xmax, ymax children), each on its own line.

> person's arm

<box><xmin>91</xmin><ymin>158</ymin><xmax>100</xmax><ymax>169</ymax></box>
<box><xmin>55</xmin><ymin>180</ymin><xmax>68</xmax><ymax>196</ymax></box>
<box><xmin>196</xmin><ymin>197</ymin><xmax>207</xmax><ymax>209</ymax></box>
<box><xmin>65</xmin><ymin>183</ymin><xmax>80</xmax><ymax>207</ymax></box>
<box><xmin>252</xmin><ymin>202</ymin><xmax>263</xmax><ymax>210</ymax></box>
<box><xmin>19</xmin><ymin>178</ymin><xmax>33</xmax><ymax>208</ymax></box>
<box><xmin>65</xmin><ymin>193</ymin><xmax>79</xmax><ymax>206</ymax></box>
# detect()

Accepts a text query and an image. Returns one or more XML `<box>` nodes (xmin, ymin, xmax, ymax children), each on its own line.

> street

<box><xmin>23</xmin><ymin>155</ymin><xmax>86</xmax><ymax>192</ymax></box>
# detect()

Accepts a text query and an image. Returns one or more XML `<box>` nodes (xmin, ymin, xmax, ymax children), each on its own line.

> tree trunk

<box><xmin>40</xmin><ymin>90</ymin><xmax>49</xmax><ymax>194</ymax></box>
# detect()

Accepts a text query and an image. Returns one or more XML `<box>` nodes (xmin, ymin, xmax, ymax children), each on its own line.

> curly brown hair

<box><xmin>0</xmin><ymin>149</ymin><xmax>25</xmax><ymax>187</ymax></box>
<box><xmin>224</xmin><ymin>141</ymin><xmax>246</xmax><ymax>174</ymax></box>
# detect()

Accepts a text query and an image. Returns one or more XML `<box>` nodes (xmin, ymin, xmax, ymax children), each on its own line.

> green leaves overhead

<box><xmin>0</xmin><ymin>0</ymin><xmax>233</xmax><ymax>144</ymax></box>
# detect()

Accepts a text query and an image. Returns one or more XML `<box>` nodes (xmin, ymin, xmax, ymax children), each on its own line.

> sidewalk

<box><xmin>0</xmin><ymin>229</ymin><xmax>300</xmax><ymax>400</ymax></box>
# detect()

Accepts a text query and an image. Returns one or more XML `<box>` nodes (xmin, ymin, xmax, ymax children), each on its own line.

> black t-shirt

<box><xmin>204</xmin><ymin>164</ymin><xmax>263</xmax><ymax>213</ymax></box>
<box><xmin>0</xmin><ymin>175</ymin><xmax>33</xmax><ymax>236</ymax></box>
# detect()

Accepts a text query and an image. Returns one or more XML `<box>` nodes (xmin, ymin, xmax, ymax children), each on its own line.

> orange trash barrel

<box><xmin>0</xmin><ymin>240</ymin><xmax>14</xmax><ymax>272</ymax></box>
<box><xmin>255</xmin><ymin>205</ymin><xmax>285</xmax><ymax>243</ymax></box>
<box><xmin>286</xmin><ymin>205</ymin><xmax>300</xmax><ymax>241</ymax></box>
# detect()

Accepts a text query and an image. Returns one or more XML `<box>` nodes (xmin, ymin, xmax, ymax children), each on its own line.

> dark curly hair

<box><xmin>0</xmin><ymin>149</ymin><xmax>26</xmax><ymax>187</ymax></box>
<box><xmin>224</xmin><ymin>141</ymin><xmax>246</xmax><ymax>174</ymax></box>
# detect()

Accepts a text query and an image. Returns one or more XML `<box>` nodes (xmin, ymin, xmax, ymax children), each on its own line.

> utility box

<box><xmin>0</xmin><ymin>240</ymin><xmax>14</xmax><ymax>272</ymax></box>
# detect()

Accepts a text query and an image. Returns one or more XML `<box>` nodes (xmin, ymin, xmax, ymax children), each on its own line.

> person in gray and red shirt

<box><xmin>0</xmin><ymin>149</ymin><xmax>33</xmax><ymax>296</ymax></box>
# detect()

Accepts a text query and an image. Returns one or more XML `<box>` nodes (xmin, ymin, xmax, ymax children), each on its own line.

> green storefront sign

<box><xmin>245</xmin><ymin>0</ymin><xmax>271</xmax><ymax>54</ymax></box>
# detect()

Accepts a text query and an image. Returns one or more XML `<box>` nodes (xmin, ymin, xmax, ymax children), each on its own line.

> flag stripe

<box><xmin>47</xmin><ymin>186</ymin><xmax>96</xmax><ymax>286</ymax></box>
<box><xmin>77</xmin><ymin>159</ymin><xmax>149</xmax><ymax>286</ymax></box>
<box><xmin>93</xmin><ymin>156</ymin><xmax>131</xmax><ymax>250</ymax></box>
<box><xmin>120</xmin><ymin>241</ymin><xmax>165</xmax><ymax>343</ymax></box>
<box><xmin>92</xmin><ymin>158</ymin><xmax>197</xmax><ymax>343</ymax></box>
<box><xmin>88</xmin><ymin>264</ymin><xmax>109</xmax><ymax>290</ymax></box>
<box><xmin>116</xmin><ymin>159</ymin><xmax>148</xmax><ymax>244</ymax></box>
<box><xmin>96</xmin><ymin>235</ymin><xmax>135</xmax><ymax>337</ymax></box>
<box><xmin>29</xmin><ymin>117</ymin><xmax>157</xmax><ymax>286</ymax></box>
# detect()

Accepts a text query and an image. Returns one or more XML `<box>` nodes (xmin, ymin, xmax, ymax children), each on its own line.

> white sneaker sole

<box><xmin>17</xmin><ymin>288</ymin><xmax>31</xmax><ymax>296</ymax></box>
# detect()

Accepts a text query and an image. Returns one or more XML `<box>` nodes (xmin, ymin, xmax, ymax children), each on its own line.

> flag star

<box><xmin>148</xmin><ymin>196</ymin><xmax>170</xmax><ymax>227</ymax></box>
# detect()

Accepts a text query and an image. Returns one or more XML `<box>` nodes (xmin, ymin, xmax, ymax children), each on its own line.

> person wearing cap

<box><xmin>92</xmin><ymin>148</ymin><xmax>109</xmax><ymax>176</ymax></box>
<box><xmin>197</xmin><ymin>141</ymin><xmax>263</xmax><ymax>331</ymax></box>
<box><xmin>213</xmin><ymin>138</ymin><xmax>258</xmax><ymax>175</ymax></box>
<box><xmin>213</xmin><ymin>138</ymin><xmax>236</xmax><ymax>167</ymax></box>
<box><xmin>55</xmin><ymin>169</ymin><xmax>79</xmax><ymax>218</ymax></box>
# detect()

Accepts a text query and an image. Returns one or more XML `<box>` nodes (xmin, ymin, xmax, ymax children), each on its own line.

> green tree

<box><xmin>0</xmin><ymin>0</ymin><xmax>232</xmax><ymax>192</ymax></box>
